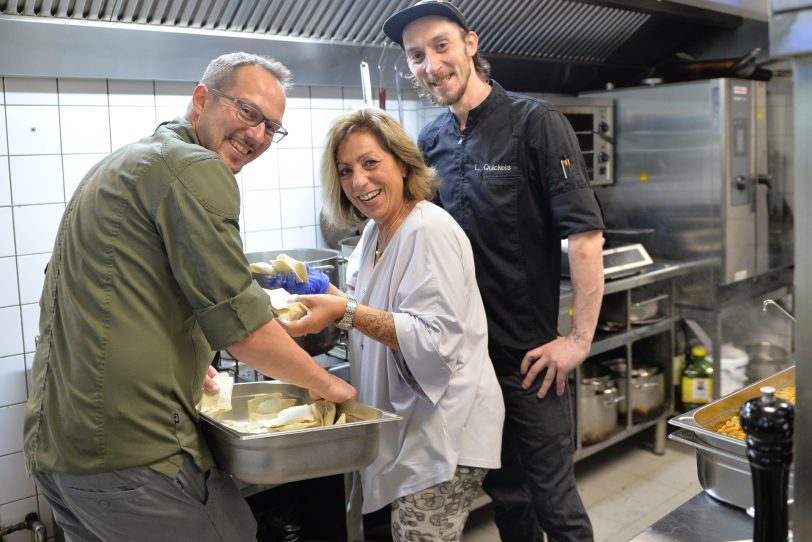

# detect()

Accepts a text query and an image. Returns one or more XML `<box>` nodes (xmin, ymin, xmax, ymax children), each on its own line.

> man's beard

<box><xmin>408</xmin><ymin>66</ymin><xmax>470</xmax><ymax>107</ymax></box>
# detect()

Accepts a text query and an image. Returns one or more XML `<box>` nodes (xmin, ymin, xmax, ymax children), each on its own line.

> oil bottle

<box><xmin>681</xmin><ymin>346</ymin><xmax>713</xmax><ymax>410</ymax></box>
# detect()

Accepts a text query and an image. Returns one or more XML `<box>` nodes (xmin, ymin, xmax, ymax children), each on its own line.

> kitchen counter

<box><xmin>630</xmin><ymin>492</ymin><xmax>752</xmax><ymax>541</ymax></box>
<box><xmin>560</xmin><ymin>257</ymin><xmax>720</xmax><ymax>300</ymax></box>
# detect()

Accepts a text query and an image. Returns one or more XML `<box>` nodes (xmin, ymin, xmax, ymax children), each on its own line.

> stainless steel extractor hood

<box><xmin>0</xmin><ymin>0</ymin><xmax>762</xmax><ymax>93</ymax></box>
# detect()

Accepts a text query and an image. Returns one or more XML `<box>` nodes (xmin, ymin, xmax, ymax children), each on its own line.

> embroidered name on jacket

<box><xmin>474</xmin><ymin>163</ymin><xmax>513</xmax><ymax>171</ymax></box>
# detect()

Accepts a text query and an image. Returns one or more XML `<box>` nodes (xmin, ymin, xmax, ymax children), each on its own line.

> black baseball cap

<box><xmin>383</xmin><ymin>0</ymin><xmax>469</xmax><ymax>48</ymax></box>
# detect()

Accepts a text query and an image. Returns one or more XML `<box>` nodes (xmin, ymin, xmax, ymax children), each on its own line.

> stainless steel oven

<box><xmin>547</xmin><ymin>96</ymin><xmax>615</xmax><ymax>186</ymax></box>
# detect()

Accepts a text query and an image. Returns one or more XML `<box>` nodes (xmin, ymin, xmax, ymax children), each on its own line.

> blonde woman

<box><xmin>283</xmin><ymin>108</ymin><xmax>504</xmax><ymax>541</ymax></box>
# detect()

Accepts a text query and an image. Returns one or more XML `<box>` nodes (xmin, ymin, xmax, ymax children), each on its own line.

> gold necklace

<box><xmin>375</xmin><ymin>201</ymin><xmax>414</xmax><ymax>259</ymax></box>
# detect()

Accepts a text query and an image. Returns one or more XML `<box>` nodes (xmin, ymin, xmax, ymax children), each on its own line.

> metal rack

<box><xmin>561</xmin><ymin>259</ymin><xmax>718</xmax><ymax>461</ymax></box>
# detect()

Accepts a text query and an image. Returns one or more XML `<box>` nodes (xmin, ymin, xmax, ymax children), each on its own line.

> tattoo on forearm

<box><xmin>569</xmin><ymin>330</ymin><xmax>585</xmax><ymax>343</ymax></box>
<box><xmin>356</xmin><ymin>312</ymin><xmax>400</xmax><ymax>350</ymax></box>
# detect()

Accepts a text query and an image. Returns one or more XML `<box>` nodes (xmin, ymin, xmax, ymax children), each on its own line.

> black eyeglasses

<box><xmin>209</xmin><ymin>88</ymin><xmax>289</xmax><ymax>143</ymax></box>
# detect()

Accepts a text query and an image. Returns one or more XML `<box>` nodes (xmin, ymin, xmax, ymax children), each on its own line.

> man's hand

<box><xmin>203</xmin><ymin>365</ymin><xmax>220</xmax><ymax>393</ymax></box>
<box><xmin>520</xmin><ymin>334</ymin><xmax>591</xmax><ymax>398</ymax></box>
<box><xmin>309</xmin><ymin>376</ymin><xmax>357</xmax><ymax>403</ymax></box>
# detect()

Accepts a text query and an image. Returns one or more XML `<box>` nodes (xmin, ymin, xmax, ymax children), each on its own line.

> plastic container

<box><xmin>709</xmin><ymin>343</ymin><xmax>750</xmax><ymax>397</ymax></box>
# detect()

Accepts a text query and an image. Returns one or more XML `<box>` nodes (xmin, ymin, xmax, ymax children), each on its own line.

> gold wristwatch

<box><xmin>335</xmin><ymin>297</ymin><xmax>357</xmax><ymax>330</ymax></box>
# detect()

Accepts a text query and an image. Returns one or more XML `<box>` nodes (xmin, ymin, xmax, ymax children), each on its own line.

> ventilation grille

<box><xmin>0</xmin><ymin>0</ymin><xmax>651</xmax><ymax>63</ymax></box>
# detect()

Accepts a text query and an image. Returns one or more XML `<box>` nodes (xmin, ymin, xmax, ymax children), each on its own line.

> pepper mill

<box><xmin>739</xmin><ymin>385</ymin><xmax>794</xmax><ymax>542</ymax></box>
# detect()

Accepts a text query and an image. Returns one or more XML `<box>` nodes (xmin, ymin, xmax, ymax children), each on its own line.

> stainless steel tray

<box><xmin>200</xmin><ymin>382</ymin><xmax>401</xmax><ymax>485</ymax></box>
<box><xmin>669</xmin><ymin>366</ymin><xmax>795</xmax><ymax>454</ymax></box>
<box><xmin>668</xmin><ymin>366</ymin><xmax>795</xmax><ymax>509</ymax></box>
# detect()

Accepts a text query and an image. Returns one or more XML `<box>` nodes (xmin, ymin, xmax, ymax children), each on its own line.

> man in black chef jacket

<box><xmin>23</xmin><ymin>52</ymin><xmax>355</xmax><ymax>541</ymax></box>
<box><xmin>384</xmin><ymin>2</ymin><xmax>605</xmax><ymax>540</ymax></box>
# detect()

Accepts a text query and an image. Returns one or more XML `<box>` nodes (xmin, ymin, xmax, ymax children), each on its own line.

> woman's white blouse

<box><xmin>345</xmin><ymin>200</ymin><xmax>505</xmax><ymax>514</ymax></box>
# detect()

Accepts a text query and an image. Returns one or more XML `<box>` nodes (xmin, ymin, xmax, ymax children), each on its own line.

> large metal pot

<box><xmin>744</xmin><ymin>342</ymin><xmax>790</xmax><ymax>383</ymax></box>
<box><xmin>605</xmin><ymin>359</ymin><xmax>665</xmax><ymax>423</ymax></box>
<box><xmin>246</xmin><ymin>249</ymin><xmax>341</xmax><ymax>356</ymax></box>
<box><xmin>578</xmin><ymin>364</ymin><xmax>621</xmax><ymax>445</ymax></box>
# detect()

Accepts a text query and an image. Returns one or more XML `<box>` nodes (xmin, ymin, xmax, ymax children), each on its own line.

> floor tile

<box><xmin>463</xmin><ymin>429</ymin><xmax>707</xmax><ymax>542</ymax></box>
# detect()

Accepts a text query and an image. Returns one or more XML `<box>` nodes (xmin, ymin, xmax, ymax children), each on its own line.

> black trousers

<box><xmin>483</xmin><ymin>343</ymin><xmax>594</xmax><ymax>542</ymax></box>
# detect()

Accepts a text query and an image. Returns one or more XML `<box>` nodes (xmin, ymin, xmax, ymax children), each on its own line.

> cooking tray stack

<box><xmin>201</xmin><ymin>382</ymin><xmax>401</xmax><ymax>485</ymax></box>
<box><xmin>668</xmin><ymin>366</ymin><xmax>795</xmax><ymax>510</ymax></box>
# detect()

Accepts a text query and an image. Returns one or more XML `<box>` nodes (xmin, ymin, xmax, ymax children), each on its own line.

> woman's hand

<box><xmin>279</xmin><ymin>294</ymin><xmax>348</xmax><ymax>336</ymax></box>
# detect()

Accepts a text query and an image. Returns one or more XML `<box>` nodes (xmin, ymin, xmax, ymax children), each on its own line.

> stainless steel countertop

<box><xmin>630</xmin><ymin>492</ymin><xmax>752</xmax><ymax>541</ymax></box>
<box><xmin>560</xmin><ymin>257</ymin><xmax>720</xmax><ymax>300</ymax></box>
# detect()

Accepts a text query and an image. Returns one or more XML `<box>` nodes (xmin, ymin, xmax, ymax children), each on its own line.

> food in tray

<box><xmin>264</xmin><ymin>287</ymin><xmax>308</xmax><ymax>321</ymax></box>
<box><xmin>199</xmin><ymin>385</ymin><xmax>347</xmax><ymax>434</ymax></box>
<box><xmin>710</xmin><ymin>385</ymin><xmax>795</xmax><ymax>440</ymax></box>
<box><xmin>198</xmin><ymin>372</ymin><xmax>234</xmax><ymax>417</ymax></box>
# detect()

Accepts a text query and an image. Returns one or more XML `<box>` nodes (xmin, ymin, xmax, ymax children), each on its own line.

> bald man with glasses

<box><xmin>24</xmin><ymin>52</ymin><xmax>355</xmax><ymax>542</ymax></box>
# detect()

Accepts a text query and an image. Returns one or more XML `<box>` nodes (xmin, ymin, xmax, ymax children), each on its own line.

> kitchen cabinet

<box><xmin>560</xmin><ymin>259</ymin><xmax>717</xmax><ymax>461</ymax></box>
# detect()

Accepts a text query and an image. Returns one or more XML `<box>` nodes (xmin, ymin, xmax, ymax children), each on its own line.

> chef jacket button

<box><xmin>99</xmin><ymin>500</ymin><xmax>110</xmax><ymax>509</ymax></box>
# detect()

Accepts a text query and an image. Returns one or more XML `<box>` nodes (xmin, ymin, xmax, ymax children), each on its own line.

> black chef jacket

<box><xmin>418</xmin><ymin>81</ymin><xmax>604</xmax><ymax>353</ymax></box>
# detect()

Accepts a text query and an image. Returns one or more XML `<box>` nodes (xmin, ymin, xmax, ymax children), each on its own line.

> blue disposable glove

<box><xmin>262</xmin><ymin>266</ymin><xmax>330</xmax><ymax>294</ymax></box>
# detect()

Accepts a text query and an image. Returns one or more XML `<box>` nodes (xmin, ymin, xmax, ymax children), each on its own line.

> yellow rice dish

<box><xmin>711</xmin><ymin>386</ymin><xmax>795</xmax><ymax>440</ymax></box>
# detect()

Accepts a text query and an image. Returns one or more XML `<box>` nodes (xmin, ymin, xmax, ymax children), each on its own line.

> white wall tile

<box><xmin>0</xmin><ymin>355</ymin><xmax>27</xmax><ymax>408</ymax></box>
<box><xmin>0</xmin><ymin>78</ymin><xmax>4</xmax><ymax>104</ymax></box>
<box><xmin>0</xmin><ymin>108</ymin><xmax>7</xmax><ymax>155</ymax></box>
<box><xmin>311</xmin><ymin>109</ymin><xmax>343</xmax><ymax>150</ymax></box>
<box><xmin>245</xmin><ymin>229</ymin><xmax>283</xmax><ymax>253</ymax></box>
<box><xmin>109</xmin><ymin>80</ymin><xmax>155</xmax><ymax>106</ymax></box>
<box><xmin>0</xmin><ymin>257</ymin><xmax>19</xmax><ymax>307</ymax></box>
<box><xmin>243</xmin><ymin>189</ymin><xmax>281</xmax><ymax>231</ymax></box>
<box><xmin>58</xmin><ymin>78</ymin><xmax>108</xmax><ymax>106</ymax></box>
<box><xmin>310</xmin><ymin>86</ymin><xmax>343</xmax><ymax>109</ymax></box>
<box><xmin>6</xmin><ymin>106</ymin><xmax>62</xmax><ymax>155</ymax></box>
<box><xmin>17</xmin><ymin>253</ymin><xmax>49</xmax><ymax>305</ymax></box>
<box><xmin>0</xmin><ymin>306</ymin><xmax>23</xmax><ymax>358</ymax></box>
<box><xmin>241</xmin><ymin>147</ymin><xmax>279</xmax><ymax>191</ymax></box>
<box><xmin>24</xmin><ymin>353</ymin><xmax>34</xmax><ymax>396</ymax></box>
<box><xmin>313</xmin><ymin>151</ymin><xmax>325</xmax><ymax>188</ymax></box>
<box><xmin>63</xmin><ymin>154</ymin><xmax>106</xmax><ymax>201</ymax></box>
<box><xmin>4</xmin><ymin>78</ymin><xmax>58</xmax><ymax>105</ymax></box>
<box><xmin>155</xmin><ymin>81</ymin><xmax>194</xmax><ymax>108</ymax></box>
<box><xmin>0</xmin><ymin>156</ymin><xmax>10</xmax><ymax>205</ymax></box>
<box><xmin>403</xmin><ymin>109</ymin><xmax>420</xmax><ymax>141</ymax></box>
<box><xmin>280</xmin><ymin>187</ymin><xmax>316</xmax><ymax>228</ymax></box>
<box><xmin>0</xmin><ymin>208</ymin><xmax>15</xmax><ymax>257</ymax></box>
<box><xmin>281</xmin><ymin>226</ymin><xmax>317</xmax><ymax>248</ymax></box>
<box><xmin>13</xmin><ymin>204</ymin><xmax>64</xmax><ymax>255</ymax></box>
<box><xmin>401</xmin><ymin>89</ymin><xmax>422</xmax><ymax>110</ymax></box>
<box><xmin>278</xmin><ymin>148</ymin><xmax>315</xmax><ymax>189</ymax></box>
<box><xmin>110</xmin><ymin>106</ymin><xmax>157</xmax><ymax>151</ymax></box>
<box><xmin>60</xmin><ymin>106</ymin><xmax>111</xmax><ymax>154</ymax></box>
<box><xmin>21</xmin><ymin>303</ymin><xmax>39</xmax><ymax>353</ymax></box>
<box><xmin>0</xmin><ymin>496</ymin><xmax>39</xmax><ymax>538</ymax></box>
<box><xmin>0</xmin><ymin>452</ymin><xmax>36</xmax><ymax>503</ymax></box>
<box><xmin>9</xmin><ymin>155</ymin><xmax>64</xmax><ymax>205</ymax></box>
<box><xmin>285</xmin><ymin>86</ymin><xmax>311</xmax><ymax>109</ymax></box>
<box><xmin>156</xmin><ymin>106</ymin><xmax>184</xmax><ymax>124</ymax></box>
<box><xmin>277</xmin><ymin>108</ymin><xmax>312</xmax><ymax>149</ymax></box>
<box><xmin>343</xmin><ymin>86</ymin><xmax>366</xmax><ymax>111</ymax></box>
<box><xmin>0</xmin><ymin>404</ymin><xmax>25</xmax><ymax>455</ymax></box>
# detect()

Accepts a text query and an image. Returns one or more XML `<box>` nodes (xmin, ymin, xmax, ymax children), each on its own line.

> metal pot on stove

<box><xmin>577</xmin><ymin>364</ymin><xmax>623</xmax><ymax>445</ymax></box>
<box><xmin>246</xmin><ymin>248</ymin><xmax>342</xmax><ymax>356</ymax></box>
<box><xmin>604</xmin><ymin>359</ymin><xmax>665</xmax><ymax>423</ymax></box>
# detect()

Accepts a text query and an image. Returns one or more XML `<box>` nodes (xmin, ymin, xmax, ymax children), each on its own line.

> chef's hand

<box><xmin>520</xmin><ymin>335</ymin><xmax>590</xmax><ymax>398</ymax></box>
<box><xmin>203</xmin><ymin>365</ymin><xmax>220</xmax><ymax>393</ymax></box>
<box><xmin>279</xmin><ymin>294</ymin><xmax>348</xmax><ymax>337</ymax></box>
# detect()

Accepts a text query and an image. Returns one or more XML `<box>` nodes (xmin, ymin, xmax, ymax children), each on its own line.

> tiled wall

<box><xmin>0</xmin><ymin>74</ymin><xmax>436</xmax><ymax>537</ymax></box>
